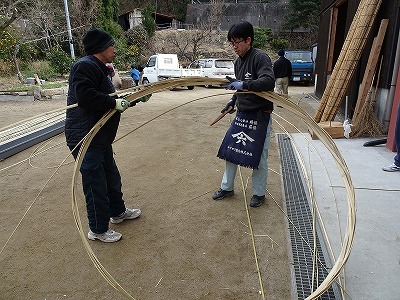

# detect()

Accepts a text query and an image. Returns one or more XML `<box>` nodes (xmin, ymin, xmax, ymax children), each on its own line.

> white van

<box><xmin>188</xmin><ymin>58</ymin><xmax>235</xmax><ymax>87</ymax></box>
<box><xmin>141</xmin><ymin>54</ymin><xmax>202</xmax><ymax>90</ymax></box>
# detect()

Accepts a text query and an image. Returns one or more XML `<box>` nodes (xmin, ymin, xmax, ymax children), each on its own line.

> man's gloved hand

<box><xmin>115</xmin><ymin>98</ymin><xmax>130</xmax><ymax>113</ymax></box>
<box><xmin>129</xmin><ymin>94</ymin><xmax>152</xmax><ymax>107</ymax></box>
<box><xmin>221</xmin><ymin>98</ymin><xmax>236</xmax><ymax>114</ymax></box>
<box><xmin>225</xmin><ymin>81</ymin><xmax>243</xmax><ymax>90</ymax></box>
<box><xmin>139</xmin><ymin>94</ymin><xmax>152</xmax><ymax>103</ymax></box>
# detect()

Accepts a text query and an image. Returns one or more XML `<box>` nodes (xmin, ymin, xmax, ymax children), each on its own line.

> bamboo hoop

<box><xmin>70</xmin><ymin>77</ymin><xmax>355</xmax><ymax>300</ymax></box>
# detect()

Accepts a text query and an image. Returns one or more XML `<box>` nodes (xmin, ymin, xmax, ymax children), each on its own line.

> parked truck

<box><xmin>284</xmin><ymin>50</ymin><xmax>314</xmax><ymax>85</ymax></box>
<box><xmin>141</xmin><ymin>54</ymin><xmax>203</xmax><ymax>90</ymax></box>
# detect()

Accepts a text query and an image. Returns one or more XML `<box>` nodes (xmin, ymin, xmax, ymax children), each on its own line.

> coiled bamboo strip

<box><xmin>315</xmin><ymin>0</ymin><xmax>382</xmax><ymax>122</ymax></box>
<box><xmin>70</xmin><ymin>77</ymin><xmax>355</xmax><ymax>300</ymax></box>
<box><xmin>272</xmin><ymin>115</ymin><xmax>347</xmax><ymax>297</ymax></box>
<box><xmin>254</xmin><ymin>91</ymin><xmax>355</xmax><ymax>299</ymax></box>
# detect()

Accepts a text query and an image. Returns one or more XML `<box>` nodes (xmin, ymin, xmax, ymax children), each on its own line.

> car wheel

<box><xmin>142</xmin><ymin>78</ymin><xmax>149</xmax><ymax>85</ymax></box>
<box><xmin>187</xmin><ymin>86</ymin><xmax>194</xmax><ymax>90</ymax></box>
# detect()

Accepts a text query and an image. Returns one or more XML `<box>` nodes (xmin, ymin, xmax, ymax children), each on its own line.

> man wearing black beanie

<box><xmin>65</xmin><ymin>28</ymin><xmax>140</xmax><ymax>243</ymax></box>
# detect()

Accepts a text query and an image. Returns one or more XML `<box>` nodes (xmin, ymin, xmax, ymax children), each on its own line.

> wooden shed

<box><xmin>314</xmin><ymin>0</ymin><xmax>400</xmax><ymax>150</ymax></box>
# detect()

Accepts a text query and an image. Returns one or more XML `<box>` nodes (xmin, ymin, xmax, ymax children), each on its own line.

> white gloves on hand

<box><xmin>115</xmin><ymin>98</ymin><xmax>130</xmax><ymax>113</ymax></box>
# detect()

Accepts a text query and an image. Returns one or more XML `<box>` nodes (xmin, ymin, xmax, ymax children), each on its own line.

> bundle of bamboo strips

<box><xmin>352</xmin><ymin>57</ymin><xmax>385</xmax><ymax>137</ymax></box>
<box><xmin>72</xmin><ymin>78</ymin><xmax>356</xmax><ymax>300</ymax></box>
<box><xmin>314</xmin><ymin>0</ymin><xmax>383</xmax><ymax>123</ymax></box>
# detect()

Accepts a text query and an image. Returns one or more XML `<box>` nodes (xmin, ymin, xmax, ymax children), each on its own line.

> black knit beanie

<box><xmin>83</xmin><ymin>28</ymin><xmax>115</xmax><ymax>55</ymax></box>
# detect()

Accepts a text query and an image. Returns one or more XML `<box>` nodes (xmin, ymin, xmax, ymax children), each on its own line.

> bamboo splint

<box><xmin>67</xmin><ymin>77</ymin><xmax>356</xmax><ymax>300</ymax></box>
<box><xmin>314</xmin><ymin>0</ymin><xmax>383</xmax><ymax>123</ymax></box>
<box><xmin>352</xmin><ymin>19</ymin><xmax>388</xmax><ymax>123</ymax></box>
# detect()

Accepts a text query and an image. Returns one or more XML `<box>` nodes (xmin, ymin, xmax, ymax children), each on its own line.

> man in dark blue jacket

<box><xmin>382</xmin><ymin>103</ymin><xmax>400</xmax><ymax>172</ymax></box>
<box><xmin>273</xmin><ymin>49</ymin><xmax>292</xmax><ymax>96</ymax></box>
<box><xmin>65</xmin><ymin>28</ymin><xmax>140</xmax><ymax>243</ymax></box>
<box><xmin>212</xmin><ymin>21</ymin><xmax>275</xmax><ymax>207</ymax></box>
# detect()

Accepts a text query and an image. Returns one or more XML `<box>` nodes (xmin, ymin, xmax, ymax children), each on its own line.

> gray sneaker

<box><xmin>110</xmin><ymin>208</ymin><xmax>141</xmax><ymax>224</ymax></box>
<box><xmin>87</xmin><ymin>229</ymin><xmax>122</xmax><ymax>243</ymax></box>
<box><xmin>382</xmin><ymin>163</ymin><xmax>400</xmax><ymax>172</ymax></box>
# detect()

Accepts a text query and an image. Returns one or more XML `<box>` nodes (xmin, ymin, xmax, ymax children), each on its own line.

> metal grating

<box><xmin>277</xmin><ymin>134</ymin><xmax>338</xmax><ymax>300</ymax></box>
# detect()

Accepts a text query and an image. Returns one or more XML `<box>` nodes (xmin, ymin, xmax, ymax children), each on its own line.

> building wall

<box><xmin>185</xmin><ymin>3</ymin><xmax>291</xmax><ymax>33</ymax></box>
<box><xmin>315</xmin><ymin>0</ymin><xmax>400</xmax><ymax>127</ymax></box>
<box><xmin>129</xmin><ymin>9</ymin><xmax>142</xmax><ymax>28</ymax></box>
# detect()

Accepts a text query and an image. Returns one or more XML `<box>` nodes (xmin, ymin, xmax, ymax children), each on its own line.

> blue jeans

<box><xmin>70</xmin><ymin>146</ymin><xmax>126</xmax><ymax>233</ymax></box>
<box><xmin>394</xmin><ymin>103</ymin><xmax>400</xmax><ymax>167</ymax></box>
<box><xmin>220</xmin><ymin>116</ymin><xmax>272</xmax><ymax>196</ymax></box>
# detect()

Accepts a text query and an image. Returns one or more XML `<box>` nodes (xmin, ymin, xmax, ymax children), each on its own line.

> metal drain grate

<box><xmin>277</xmin><ymin>134</ymin><xmax>339</xmax><ymax>300</ymax></box>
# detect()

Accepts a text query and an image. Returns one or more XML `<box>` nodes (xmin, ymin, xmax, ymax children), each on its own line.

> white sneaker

<box><xmin>110</xmin><ymin>208</ymin><xmax>141</xmax><ymax>224</ymax></box>
<box><xmin>87</xmin><ymin>229</ymin><xmax>122</xmax><ymax>243</ymax></box>
<box><xmin>382</xmin><ymin>163</ymin><xmax>400</xmax><ymax>172</ymax></box>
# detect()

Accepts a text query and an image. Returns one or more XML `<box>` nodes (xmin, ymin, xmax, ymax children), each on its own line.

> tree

<box><xmin>1</xmin><ymin>0</ymin><xmax>59</xmax><ymax>81</ymax></box>
<box><xmin>283</xmin><ymin>0</ymin><xmax>321</xmax><ymax>32</ymax></box>
<box><xmin>0</xmin><ymin>0</ymin><xmax>35</xmax><ymax>33</ymax></box>
<box><xmin>69</xmin><ymin>0</ymin><xmax>101</xmax><ymax>56</ymax></box>
<box><xmin>28</xmin><ymin>0</ymin><xmax>66</xmax><ymax>53</ymax></box>
<box><xmin>253</xmin><ymin>27</ymin><xmax>272</xmax><ymax>49</ymax></box>
<box><xmin>0</xmin><ymin>8</ymin><xmax>18</xmax><ymax>33</ymax></box>
<box><xmin>142</xmin><ymin>4</ymin><xmax>156</xmax><ymax>38</ymax></box>
<box><xmin>124</xmin><ymin>25</ymin><xmax>148</xmax><ymax>65</ymax></box>
<box><xmin>98</xmin><ymin>0</ymin><xmax>121</xmax><ymax>36</ymax></box>
<box><xmin>155</xmin><ymin>1</ymin><xmax>225</xmax><ymax>64</ymax></box>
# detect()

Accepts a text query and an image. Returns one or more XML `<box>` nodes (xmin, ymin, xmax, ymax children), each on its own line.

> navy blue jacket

<box><xmin>65</xmin><ymin>56</ymin><xmax>119</xmax><ymax>148</ymax></box>
<box><xmin>273</xmin><ymin>56</ymin><xmax>292</xmax><ymax>79</ymax></box>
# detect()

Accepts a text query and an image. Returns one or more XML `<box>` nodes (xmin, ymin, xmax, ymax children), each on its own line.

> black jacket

<box><xmin>232</xmin><ymin>47</ymin><xmax>275</xmax><ymax>112</ymax></box>
<box><xmin>65</xmin><ymin>56</ymin><xmax>119</xmax><ymax>148</ymax></box>
<box><xmin>273</xmin><ymin>56</ymin><xmax>292</xmax><ymax>79</ymax></box>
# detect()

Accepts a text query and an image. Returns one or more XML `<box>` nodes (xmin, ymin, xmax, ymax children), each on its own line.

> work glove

<box><xmin>115</xmin><ymin>98</ymin><xmax>130</xmax><ymax>113</ymax></box>
<box><xmin>140</xmin><ymin>94</ymin><xmax>152</xmax><ymax>103</ymax></box>
<box><xmin>221</xmin><ymin>98</ymin><xmax>236</xmax><ymax>114</ymax></box>
<box><xmin>129</xmin><ymin>94</ymin><xmax>152</xmax><ymax>107</ymax></box>
<box><xmin>225</xmin><ymin>76</ymin><xmax>243</xmax><ymax>90</ymax></box>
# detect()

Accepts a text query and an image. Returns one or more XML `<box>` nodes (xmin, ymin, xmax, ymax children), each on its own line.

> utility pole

<box><xmin>154</xmin><ymin>0</ymin><xmax>157</xmax><ymax>24</ymax></box>
<box><xmin>63</xmin><ymin>0</ymin><xmax>75</xmax><ymax>60</ymax></box>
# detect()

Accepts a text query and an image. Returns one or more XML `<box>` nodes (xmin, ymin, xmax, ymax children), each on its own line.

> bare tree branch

<box><xmin>0</xmin><ymin>8</ymin><xmax>18</xmax><ymax>33</ymax></box>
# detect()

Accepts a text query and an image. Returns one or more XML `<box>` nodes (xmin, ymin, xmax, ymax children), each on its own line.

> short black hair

<box><xmin>227</xmin><ymin>21</ymin><xmax>254</xmax><ymax>45</ymax></box>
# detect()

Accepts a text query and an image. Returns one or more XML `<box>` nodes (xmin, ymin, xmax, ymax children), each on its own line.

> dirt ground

<box><xmin>0</xmin><ymin>83</ymin><xmax>315</xmax><ymax>300</ymax></box>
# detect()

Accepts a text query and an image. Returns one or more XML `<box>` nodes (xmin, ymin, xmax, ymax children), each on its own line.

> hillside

<box><xmin>148</xmin><ymin>29</ymin><xmax>277</xmax><ymax>67</ymax></box>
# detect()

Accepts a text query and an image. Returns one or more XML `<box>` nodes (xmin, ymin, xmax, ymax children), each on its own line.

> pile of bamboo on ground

<box><xmin>314</xmin><ymin>0</ymin><xmax>383</xmax><ymax>123</ymax></box>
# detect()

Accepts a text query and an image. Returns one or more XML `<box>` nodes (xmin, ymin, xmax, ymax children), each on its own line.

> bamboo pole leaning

<box><xmin>315</xmin><ymin>0</ymin><xmax>383</xmax><ymax>123</ymax></box>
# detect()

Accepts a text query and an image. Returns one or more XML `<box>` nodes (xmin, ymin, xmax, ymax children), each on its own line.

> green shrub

<box><xmin>142</xmin><ymin>4</ymin><xmax>156</xmax><ymax>38</ymax></box>
<box><xmin>0</xmin><ymin>60</ymin><xmax>15</xmax><ymax>76</ymax></box>
<box><xmin>271</xmin><ymin>38</ymin><xmax>290</xmax><ymax>51</ymax></box>
<box><xmin>0</xmin><ymin>27</ymin><xmax>38</xmax><ymax>69</ymax></box>
<box><xmin>254</xmin><ymin>27</ymin><xmax>273</xmax><ymax>49</ymax></box>
<box><xmin>46</xmin><ymin>47</ymin><xmax>74</xmax><ymax>75</ymax></box>
<box><xmin>23</xmin><ymin>60</ymin><xmax>57</xmax><ymax>81</ymax></box>
<box><xmin>113</xmin><ymin>37</ymin><xmax>132</xmax><ymax>71</ymax></box>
